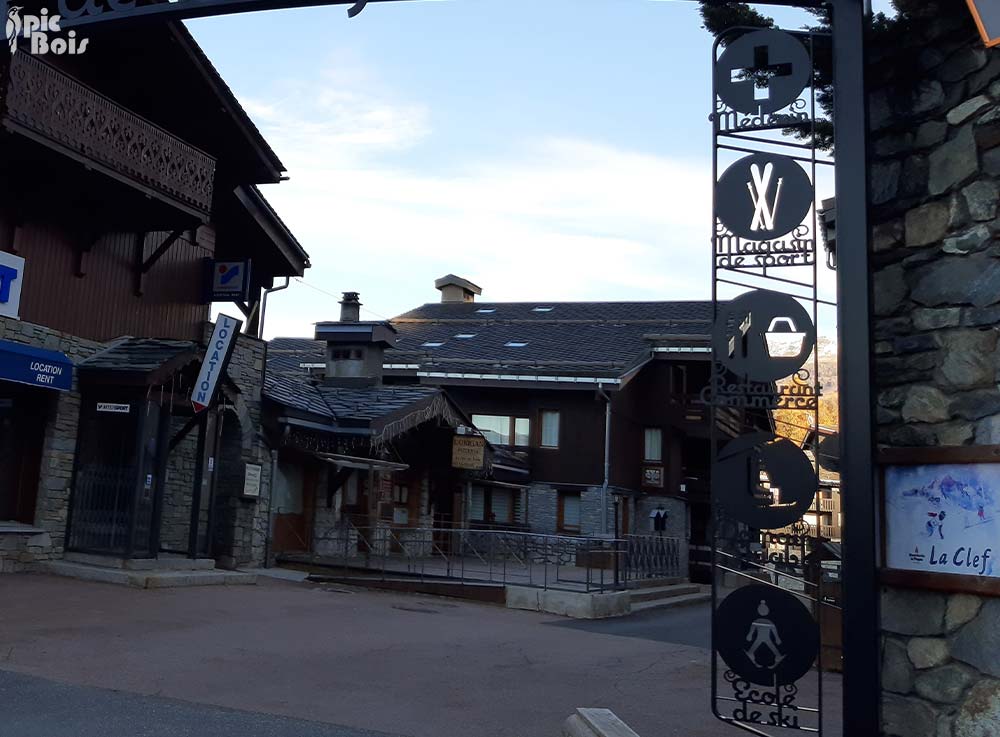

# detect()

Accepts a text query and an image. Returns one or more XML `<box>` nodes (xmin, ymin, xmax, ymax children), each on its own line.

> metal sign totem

<box><xmin>708</xmin><ymin>26</ymin><xmax>832</xmax><ymax>735</ymax></box>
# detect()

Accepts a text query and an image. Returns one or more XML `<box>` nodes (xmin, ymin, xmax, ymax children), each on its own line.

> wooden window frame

<box><xmin>538</xmin><ymin>409</ymin><xmax>560</xmax><ymax>449</ymax></box>
<box><xmin>644</xmin><ymin>427</ymin><xmax>663</xmax><ymax>463</ymax></box>
<box><xmin>557</xmin><ymin>491</ymin><xmax>582</xmax><ymax>535</ymax></box>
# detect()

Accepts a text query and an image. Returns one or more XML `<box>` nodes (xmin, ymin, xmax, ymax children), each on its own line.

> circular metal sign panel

<box><xmin>716</xmin><ymin>584</ymin><xmax>818</xmax><ymax>687</ymax></box>
<box><xmin>713</xmin><ymin>432</ymin><xmax>816</xmax><ymax>530</ymax></box>
<box><xmin>715</xmin><ymin>29</ymin><xmax>811</xmax><ymax>115</ymax></box>
<box><xmin>716</xmin><ymin>153</ymin><xmax>813</xmax><ymax>241</ymax></box>
<box><xmin>712</xmin><ymin>289</ymin><xmax>815</xmax><ymax>383</ymax></box>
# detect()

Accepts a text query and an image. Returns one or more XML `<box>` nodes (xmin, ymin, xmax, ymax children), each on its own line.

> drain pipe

<box><xmin>597</xmin><ymin>384</ymin><xmax>612</xmax><ymax>536</ymax></box>
<box><xmin>258</xmin><ymin>277</ymin><xmax>290</xmax><ymax>340</ymax></box>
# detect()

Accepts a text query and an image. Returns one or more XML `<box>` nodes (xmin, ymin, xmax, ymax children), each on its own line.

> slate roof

<box><xmin>263</xmin><ymin>373</ymin><xmax>442</xmax><ymax>426</ymax></box>
<box><xmin>389</xmin><ymin>300</ymin><xmax>714</xmax><ymax>378</ymax></box>
<box><xmin>268</xmin><ymin>301</ymin><xmax>714</xmax><ymax>382</ymax></box>
<box><xmin>78</xmin><ymin>338</ymin><xmax>200</xmax><ymax>376</ymax></box>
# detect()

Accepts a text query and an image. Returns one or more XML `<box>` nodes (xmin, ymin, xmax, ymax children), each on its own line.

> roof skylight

<box><xmin>505</xmin><ymin>341</ymin><xmax>528</xmax><ymax>348</ymax></box>
<box><xmin>532</xmin><ymin>307</ymin><xmax>554</xmax><ymax>313</ymax></box>
<box><xmin>455</xmin><ymin>334</ymin><xmax>477</xmax><ymax>339</ymax></box>
<box><xmin>421</xmin><ymin>341</ymin><xmax>445</xmax><ymax>348</ymax></box>
<box><xmin>475</xmin><ymin>308</ymin><xmax>496</xmax><ymax>314</ymax></box>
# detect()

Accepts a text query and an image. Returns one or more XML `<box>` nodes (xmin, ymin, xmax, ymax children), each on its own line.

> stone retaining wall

<box><xmin>869</xmin><ymin>5</ymin><xmax>1000</xmax><ymax>734</ymax></box>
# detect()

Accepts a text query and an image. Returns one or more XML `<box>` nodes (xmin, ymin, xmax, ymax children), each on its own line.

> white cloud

<box><xmin>235</xmin><ymin>62</ymin><xmax>714</xmax><ymax>338</ymax></box>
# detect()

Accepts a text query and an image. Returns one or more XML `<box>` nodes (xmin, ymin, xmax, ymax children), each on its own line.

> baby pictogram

<box><xmin>744</xmin><ymin>599</ymin><xmax>786</xmax><ymax>669</ymax></box>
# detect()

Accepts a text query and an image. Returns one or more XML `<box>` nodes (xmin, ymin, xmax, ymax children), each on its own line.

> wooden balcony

<box><xmin>2</xmin><ymin>53</ymin><xmax>215</xmax><ymax>219</ymax></box>
<box><xmin>819</xmin><ymin>498</ymin><xmax>837</xmax><ymax>512</ymax></box>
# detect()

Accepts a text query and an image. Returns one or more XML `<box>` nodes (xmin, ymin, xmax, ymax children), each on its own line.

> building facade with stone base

<box><xmin>0</xmin><ymin>22</ymin><xmax>308</xmax><ymax>574</ymax></box>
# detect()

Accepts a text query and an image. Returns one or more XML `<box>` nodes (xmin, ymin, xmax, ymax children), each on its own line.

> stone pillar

<box><xmin>869</xmin><ymin>6</ymin><xmax>1000</xmax><ymax>735</ymax></box>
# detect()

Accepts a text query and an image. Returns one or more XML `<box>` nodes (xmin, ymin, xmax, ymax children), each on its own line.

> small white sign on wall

<box><xmin>243</xmin><ymin>463</ymin><xmax>262</xmax><ymax>498</ymax></box>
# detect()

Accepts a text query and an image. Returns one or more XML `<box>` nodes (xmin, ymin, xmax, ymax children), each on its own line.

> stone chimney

<box><xmin>314</xmin><ymin>292</ymin><xmax>396</xmax><ymax>387</ymax></box>
<box><xmin>339</xmin><ymin>291</ymin><xmax>361</xmax><ymax>322</ymax></box>
<box><xmin>435</xmin><ymin>274</ymin><xmax>482</xmax><ymax>303</ymax></box>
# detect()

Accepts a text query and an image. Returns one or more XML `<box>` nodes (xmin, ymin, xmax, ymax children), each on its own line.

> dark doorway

<box><xmin>68</xmin><ymin>394</ymin><xmax>163</xmax><ymax>556</ymax></box>
<box><xmin>0</xmin><ymin>384</ymin><xmax>49</xmax><ymax>525</ymax></box>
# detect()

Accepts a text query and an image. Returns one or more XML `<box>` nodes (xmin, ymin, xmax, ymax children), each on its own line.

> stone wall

<box><xmin>202</xmin><ymin>324</ymin><xmax>272</xmax><ymax>569</ymax></box>
<box><xmin>0</xmin><ymin>316</ymin><xmax>103</xmax><ymax>559</ymax></box>
<box><xmin>869</xmin><ymin>5</ymin><xmax>1000</xmax><ymax>734</ymax></box>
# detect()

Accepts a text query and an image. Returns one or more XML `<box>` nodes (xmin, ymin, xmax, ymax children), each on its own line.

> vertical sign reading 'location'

<box><xmin>709</xmin><ymin>26</ymin><xmax>823</xmax><ymax>735</ymax></box>
<box><xmin>192</xmin><ymin>314</ymin><xmax>243</xmax><ymax>413</ymax></box>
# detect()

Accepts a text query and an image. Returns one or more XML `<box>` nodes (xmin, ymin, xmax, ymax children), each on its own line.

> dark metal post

<box><xmin>831</xmin><ymin>1</ymin><xmax>879</xmax><ymax>733</ymax></box>
<box><xmin>187</xmin><ymin>412</ymin><xmax>208</xmax><ymax>558</ymax></box>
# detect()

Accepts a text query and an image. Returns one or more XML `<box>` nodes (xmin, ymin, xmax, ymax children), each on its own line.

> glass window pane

<box><xmin>644</xmin><ymin>428</ymin><xmax>663</xmax><ymax>462</ymax></box>
<box><xmin>514</xmin><ymin>418</ymin><xmax>530</xmax><ymax>446</ymax></box>
<box><xmin>541</xmin><ymin>411</ymin><xmax>560</xmax><ymax>448</ymax></box>
<box><xmin>562</xmin><ymin>494</ymin><xmax>581</xmax><ymax>529</ymax></box>
<box><xmin>472</xmin><ymin>414</ymin><xmax>510</xmax><ymax>446</ymax></box>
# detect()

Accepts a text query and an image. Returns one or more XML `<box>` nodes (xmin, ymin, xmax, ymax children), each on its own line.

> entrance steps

<box><xmin>38</xmin><ymin>555</ymin><xmax>256</xmax><ymax>589</ymax></box>
<box><xmin>627</xmin><ymin>582</ymin><xmax>711</xmax><ymax>614</ymax></box>
<box><xmin>64</xmin><ymin>552</ymin><xmax>217</xmax><ymax>571</ymax></box>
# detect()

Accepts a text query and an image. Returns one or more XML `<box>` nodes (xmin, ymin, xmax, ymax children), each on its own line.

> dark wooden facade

<box><xmin>439</xmin><ymin>357</ymin><xmax>714</xmax><ymax>496</ymax></box>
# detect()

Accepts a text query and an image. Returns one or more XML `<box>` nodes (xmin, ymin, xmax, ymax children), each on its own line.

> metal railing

<box><xmin>276</xmin><ymin>520</ymin><xmax>684</xmax><ymax>593</ymax></box>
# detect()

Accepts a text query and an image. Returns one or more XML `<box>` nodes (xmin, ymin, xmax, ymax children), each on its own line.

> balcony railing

<box><xmin>819</xmin><ymin>498</ymin><xmax>837</xmax><ymax>512</ymax></box>
<box><xmin>2</xmin><ymin>53</ymin><xmax>215</xmax><ymax>217</ymax></box>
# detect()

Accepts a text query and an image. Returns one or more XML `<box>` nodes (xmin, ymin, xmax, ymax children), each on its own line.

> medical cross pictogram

<box><xmin>731</xmin><ymin>44</ymin><xmax>795</xmax><ymax>101</ymax></box>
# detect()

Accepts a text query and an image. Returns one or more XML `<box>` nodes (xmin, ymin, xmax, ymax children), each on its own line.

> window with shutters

<box><xmin>540</xmin><ymin>410</ymin><xmax>560</xmax><ymax>448</ymax></box>
<box><xmin>470</xmin><ymin>485</ymin><xmax>486</xmax><ymax>522</ymax></box>
<box><xmin>644</xmin><ymin>428</ymin><xmax>663</xmax><ymax>462</ymax></box>
<box><xmin>558</xmin><ymin>492</ymin><xmax>581</xmax><ymax>534</ymax></box>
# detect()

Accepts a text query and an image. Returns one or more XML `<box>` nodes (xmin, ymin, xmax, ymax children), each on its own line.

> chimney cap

<box><xmin>435</xmin><ymin>274</ymin><xmax>482</xmax><ymax>296</ymax></box>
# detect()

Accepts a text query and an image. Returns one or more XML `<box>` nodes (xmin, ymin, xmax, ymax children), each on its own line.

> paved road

<box><xmin>548</xmin><ymin>603</ymin><xmax>711</xmax><ymax>649</ymax></box>
<box><xmin>0</xmin><ymin>670</ymin><xmax>402</xmax><ymax>737</ymax></box>
<box><xmin>0</xmin><ymin>574</ymin><xmax>840</xmax><ymax>737</ymax></box>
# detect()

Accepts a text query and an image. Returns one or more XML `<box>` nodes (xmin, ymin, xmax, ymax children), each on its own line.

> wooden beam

<box><xmin>141</xmin><ymin>230</ymin><xmax>184</xmax><ymax>274</ymax></box>
<box><xmin>74</xmin><ymin>232</ymin><xmax>99</xmax><ymax>277</ymax></box>
<box><xmin>133</xmin><ymin>231</ymin><xmax>147</xmax><ymax>296</ymax></box>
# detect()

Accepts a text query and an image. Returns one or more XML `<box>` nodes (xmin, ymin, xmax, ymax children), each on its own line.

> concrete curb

<box><xmin>562</xmin><ymin>708</ymin><xmax>641</xmax><ymax>737</ymax></box>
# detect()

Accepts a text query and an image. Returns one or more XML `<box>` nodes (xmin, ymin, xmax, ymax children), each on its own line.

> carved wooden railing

<box><xmin>2</xmin><ymin>53</ymin><xmax>216</xmax><ymax>216</ymax></box>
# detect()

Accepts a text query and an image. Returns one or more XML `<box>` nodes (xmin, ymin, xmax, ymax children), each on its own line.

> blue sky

<box><xmin>191</xmin><ymin>1</ymin><xmax>890</xmax><ymax>336</ymax></box>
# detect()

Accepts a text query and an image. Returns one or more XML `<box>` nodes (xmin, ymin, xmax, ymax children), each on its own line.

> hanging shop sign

<box><xmin>452</xmin><ymin>435</ymin><xmax>486</xmax><ymax>470</ymax></box>
<box><xmin>192</xmin><ymin>314</ymin><xmax>243</xmax><ymax>413</ymax></box>
<box><xmin>49</xmin><ymin>0</ymin><xmax>389</xmax><ymax>29</ymax></box>
<box><xmin>0</xmin><ymin>251</ymin><xmax>25</xmax><ymax>320</ymax></box>
<box><xmin>967</xmin><ymin>0</ymin><xmax>1000</xmax><ymax>48</ymax></box>
<box><xmin>205</xmin><ymin>259</ymin><xmax>252</xmax><ymax>303</ymax></box>
<box><xmin>0</xmin><ymin>340</ymin><xmax>72</xmax><ymax>391</ymax></box>
<box><xmin>709</xmin><ymin>26</ymin><xmax>822</xmax><ymax>735</ymax></box>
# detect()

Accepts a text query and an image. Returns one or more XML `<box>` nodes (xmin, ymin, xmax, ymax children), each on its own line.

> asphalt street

<box><xmin>0</xmin><ymin>670</ymin><xmax>403</xmax><ymax>737</ymax></box>
<box><xmin>548</xmin><ymin>602</ymin><xmax>712</xmax><ymax>649</ymax></box>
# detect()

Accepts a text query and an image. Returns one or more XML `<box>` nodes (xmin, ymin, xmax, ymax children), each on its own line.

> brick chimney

<box><xmin>435</xmin><ymin>274</ymin><xmax>482</xmax><ymax>303</ymax></box>
<box><xmin>315</xmin><ymin>292</ymin><xmax>396</xmax><ymax>387</ymax></box>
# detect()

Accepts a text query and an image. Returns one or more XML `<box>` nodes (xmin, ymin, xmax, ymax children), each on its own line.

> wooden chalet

<box><xmin>0</xmin><ymin>19</ymin><xmax>309</xmax><ymax>574</ymax></box>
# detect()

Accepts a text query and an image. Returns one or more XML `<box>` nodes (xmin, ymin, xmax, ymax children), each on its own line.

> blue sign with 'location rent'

<box><xmin>0</xmin><ymin>340</ymin><xmax>73</xmax><ymax>391</ymax></box>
